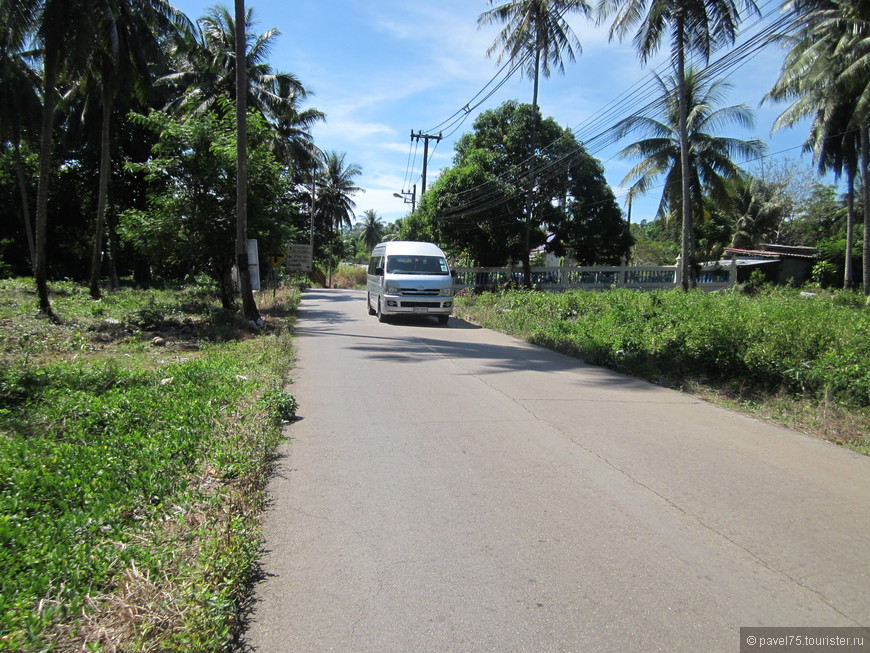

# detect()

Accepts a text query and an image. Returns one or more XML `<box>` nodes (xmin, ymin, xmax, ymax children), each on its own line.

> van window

<box><xmin>368</xmin><ymin>256</ymin><xmax>383</xmax><ymax>274</ymax></box>
<box><xmin>386</xmin><ymin>256</ymin><xmax>449</xmax><ymax>275</ymax></box>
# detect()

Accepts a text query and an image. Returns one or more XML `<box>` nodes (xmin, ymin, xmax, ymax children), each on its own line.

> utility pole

<box><xmin>411</xmin><ymin>131</ymin><xmax>442</xmax><ymax>196</ymax></box>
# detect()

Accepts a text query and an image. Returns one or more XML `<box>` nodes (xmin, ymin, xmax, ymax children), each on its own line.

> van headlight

<box><xmin>441</xmin><ymin>287</ymin><xmax>454</xmax><ymax>297</ymax></box>
<box><xmin>385</xmin><ymin>284</ymin><xmax>401</xmax><ymax>295</ymax></box>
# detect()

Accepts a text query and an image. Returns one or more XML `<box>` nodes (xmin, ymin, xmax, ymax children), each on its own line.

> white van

<box><xmin>367</xmin><ymin>241</ymin><xmax>455</xmax><ymax>325</ymax></box>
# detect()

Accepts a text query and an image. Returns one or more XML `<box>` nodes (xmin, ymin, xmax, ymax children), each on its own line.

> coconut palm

<box><xmin>598</xmin><ymin>0</ymin><xmax>759</xmax><ymax>288</ymax></box>
<box><xmin>614</xmin><ymin>70</ymin><xmax>764</xmax><ymax>262</ymax></box>
<box><xmin>161</xmin><ymin>5</ymin><xmax>307</xmax><ymax>127</ymax></box>
<box><xmin>478</xmin><ymin>0</ymin><xmax>590</xmax><ymax>286</ymax></box>
<box><xmin>316</xmin><ymin>151</ymin><xmax>363</xmax><ymax>284</ymax></box>
<box><xmin>70</xmin><ymin>0</ymin><xmax>190</xmax><ymax>299</ymax></box>
<box><xmin>360</xmin><ymin>209</ymin><xmax>384</xmax><ymax>251</ymax></box>
<box><xmin>317</xmin><ymin>151</ymin><xmax>363</xmax><ymax>233</ymax></box>
<box><xmin>4</xmin><ymin>0</ymin><xmax>98</xmax><ymax>318</ymax></box>
<box><xmin>0</xmin><ymin>36</ymin><xmax>41</xmax><ymax>270</ymax></box>
<box><xmin>766</xmin><ymin>0</ymin><xmax>870</xmax><ymax>293</ymax></box>
<box><xmin>726</xmin><ymin>174</ymin><xmax>790</xmax><ymax>250</ymax></box>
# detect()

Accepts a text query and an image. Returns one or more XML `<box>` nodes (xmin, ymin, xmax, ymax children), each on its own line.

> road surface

<box><xmin>244</xmin><ymin>289</ymin><xmax>869</xmax><ymax>652</ymax></box>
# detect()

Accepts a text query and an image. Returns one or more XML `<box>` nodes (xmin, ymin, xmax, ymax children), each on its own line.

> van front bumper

<box><xmin>382</xmin><ymin>296</ymin><xmax>453</xmax><ymax>316</ymax></box>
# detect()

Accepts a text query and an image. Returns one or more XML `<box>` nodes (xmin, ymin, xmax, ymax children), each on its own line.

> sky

<box><xmin>168</xmin><ymin>0</ymin><xmax>821</xmax><ymax>227</ymax></box>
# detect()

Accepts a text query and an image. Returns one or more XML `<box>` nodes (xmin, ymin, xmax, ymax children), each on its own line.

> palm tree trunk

<box><xmin>13</xmin><ymin>139</ymin><xmax>35</xmax><ymax>272</ymax></box>
<box><xmin>523</xmin><ymin>43</ymin><xmax>541</xmax><ymax>289</ymax></box>
<box><xmin>862</xmin><ymin>125</ymin><xmax>869</xmax><ymax>298</ymax></box>
<box><xmin>844</xmin><ymin>168</ymin><xmax>855</xmax><ymax>290</ymax></box>
<box><xmin>89</xmin><ymin>89</ymin><xmax>113</xmax><ymax>299</ymax></box>
<box><xmin>676</xmin><ymin>20</ymin><xmax>692</xmax><ymax>291</ymax></box>
<box><xmin>35</xmin><ymin>63</ymin><xmax>58</xmax><ymax>321</ymax></box>
<box><xmin>235</xmin><ymin>0</ymin><xmax>260</xmax><ymax>324</ymax></box>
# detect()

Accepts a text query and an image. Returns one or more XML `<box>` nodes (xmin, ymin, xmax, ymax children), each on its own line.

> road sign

<box><xmin>267</xmin><ymin>253</ymin><xmax>287</xmax><ymax>268</ymax></box>
<box><xmin>287</xmin><ymin>244</ymin><xmax>313</xmax><ymax>271</ymax></box>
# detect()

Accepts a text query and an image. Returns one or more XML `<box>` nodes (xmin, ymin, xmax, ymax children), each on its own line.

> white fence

<box><xmin>454</xmin><ymin>260</ymin><xmax>737</xmax><ymax>292</ymax></box>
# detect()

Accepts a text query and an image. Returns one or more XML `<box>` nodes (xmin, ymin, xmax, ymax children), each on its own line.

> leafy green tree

<box><xmin>599</xmin><ymin>0</ymin><xmax>759</xmax><ymax>288</ymax></box>
<box><xmin>121</xmin><ymin>106</ymin><xmax>302</xmax><ymax>308</ymax></box>
<box><xmin>414</xmin><ymin>100</ymin><xmax>629</xmax><ymax>266</ymax></box>
<box><xmin>613</xmin><ymin>71</ymin><xmax>763</xmax><ymax>269</ymax></box>
<box><xmin>478</xmin><ymin>0</ymin><xmax>590</xmax><ymax>283</ymax></box>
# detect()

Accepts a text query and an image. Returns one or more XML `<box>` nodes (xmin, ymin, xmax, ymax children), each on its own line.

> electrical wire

<box><xmin>432</xmin><ymin>3</ymin><xmax>800</xmax><ymax>222</ymax></box>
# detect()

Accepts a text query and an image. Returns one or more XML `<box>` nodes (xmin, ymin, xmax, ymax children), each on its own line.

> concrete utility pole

<box><xmin>411</xmin><ymin>131</ymin><xmax>442</xmax><ymax>196</ymax></box>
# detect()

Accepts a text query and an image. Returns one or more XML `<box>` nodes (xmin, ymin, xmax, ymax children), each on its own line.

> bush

<box><xmin>330</xmin><ymin>264</ymin><xmax>367</xmax><ymax>289</ymax></box>
<box><xmin>457</xmin><ymin>288</ymin><xmax>870</xmax><ymax>408</ymax></box>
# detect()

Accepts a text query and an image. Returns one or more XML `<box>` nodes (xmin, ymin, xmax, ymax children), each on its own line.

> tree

<box><xmin>360</xmin><ymin>209</ymin><xmax>384</xmax><ymax>251</ymax></box>
<box><xmin>765</xmin><ymin>0</ymin><xmax>869</xmax><ymax>293</ymax></box>
<box><xmin>414</xmin><ymin>100</ymin><xmax>630</xmax><ymax>267</ymax></box>
<box><xmin>613</xmin><ymin>71</ymin><xmax>763</xmax><ymax>271</ymax></box>
<box><xmin>234</xmin><ymin>0</ymin><xmax>259</xmax><ymax>323</ymax></box>
<box><xmin>316</xmin><ymin>151</ymin><xmax>363</xmax><ymax>282</ymax></box>
<box><xmin>69</xmin><ymin>0</ymin><xmax>189</xmax><ymax>299</ymax></box>
<box><xmin>478</xmin><ymin>0</ymin><xmax>590</xmax><ymax>284</ymax></box>
<box><xmin>0</xmin><ymin>29</ymin><xmax>40</xmax><ymax>270</ymax></box>
<box><xmin>599</xmin><ymin>0</ymin><xmax>759</xmax><ymax>288</ymax></box>
<box><xmin>161</xmin><ymin>5</ymin><xmax>307</xmax><ymax>128</ymax></box>
<box><xmin>724</xmin><ymin>174</ymin><xmax>790</xmax><ymax>250</ymax></box>
<box><xmin>6</xmin><ymin>0</ymin><xmax>97</xmax><ymax>318</ymax></box>
<box><xmin>122</xmin><ymin>107</ymin><xmax>301</xmax><ymax>307</ymax></box>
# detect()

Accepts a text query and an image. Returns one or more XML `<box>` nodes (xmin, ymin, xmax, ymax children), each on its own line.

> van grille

<box><xmin>399</xmin><ymin>288</ymin><xmax>439</xmax><ymax>296</ymax></box>
<box><xmin>400</xmin><ymin>301</ymin><xmax>441</xmax><ymax>308</ymax></box>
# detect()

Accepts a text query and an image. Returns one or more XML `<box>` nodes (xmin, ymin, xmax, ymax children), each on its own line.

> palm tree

<box><xmin>765</xmin><ymin>0</ymin><xmax>870</xmax><ymax>293</ymax></box>
<box><xmin>71</xmin><ymin>0</ymin><xmax>189</xmax><ymax>299</ymax></box>
<box><xmin>233</xmin><ymin>0</ymin><xmax>259</xmax><ymax>324</ymax></box>
<box><xmin>316</xmin><ymin>151</ymin><xmax>363</xmax><ymax>285</ymax></box>
<box><xmin>478</xmin><ymin>0</ymin><xmax>590</xmax><ymax>286</ymax></box>
<box><xmin>598</xmin><ymin>0</ymin><xmax>759</xmax><ymax>288</ymax></box>
<box><xmin>161</xmin><ymin>5</ymin><xmax>307</xmax><ymax>127</ymax></box>
<box><xmin>360</xmin><ymin>209</ymin><xmax>384</xmax><ymax>251</ymax></box>
<box><xmin>726</xmin><ymin>174</ymin><xmax>790</xmax><ymax>250</ymax></box>
<box><xmin>6</xmin><ymin>0</ymin><xmax>98</xmax><ymax>318</ymax></box>
<box><xmin>614</xmin><ymin>70</ymin><xmax>764</xmax><ymax>268</ymax></box>
<box><xmin>0</xmin><ymin>33</ymin><xmax>41</xmax><ymax>270</ymax></box>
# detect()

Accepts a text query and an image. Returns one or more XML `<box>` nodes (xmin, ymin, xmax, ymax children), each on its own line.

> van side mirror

<box><xmin>450</xmin><ymin>269</ymin><xmax>457</xmax><ymax>278</ymax></box>
<box><xmin>375</xmin><ymin>267</ymin><xmax>384</xmax><ymax>276</ymax></box>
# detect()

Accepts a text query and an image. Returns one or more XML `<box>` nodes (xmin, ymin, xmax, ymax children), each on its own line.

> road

<box><xmin>244</xmin><ymin>289</ymin><xmax>869</xmax><ymax>652</ymax></box>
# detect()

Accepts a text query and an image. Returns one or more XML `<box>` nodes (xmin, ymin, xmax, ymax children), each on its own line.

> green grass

<box><xmin>0</xmin><ymin>278</ymin><xmax>300</xmax><ymax>651</ymax></box>
<box><xmin>456</xmin><ymin>286</ymin><xmax>870</xmax><ymax>453</ymax></box>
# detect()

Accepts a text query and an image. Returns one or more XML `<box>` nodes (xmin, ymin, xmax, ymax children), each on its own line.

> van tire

<box><xmin>367</xmin><ymin>293</ymin><xmax>376</xmax><ymax>315</ymax></box>
<box><xmin>377</xmin><ymin>300</ymin><xmax>388</xmax><ymax>323</ymax></box>
<box><xmin>437</xmin><ymin>315</ymin><xmax>449</xmax><ymax>326</ymax></box>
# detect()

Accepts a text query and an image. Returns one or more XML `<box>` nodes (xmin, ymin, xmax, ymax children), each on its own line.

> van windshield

<box><xmin>386</xmin><ymin>255</ymin><xmax>450</xmax><ymax>275</ymax></box>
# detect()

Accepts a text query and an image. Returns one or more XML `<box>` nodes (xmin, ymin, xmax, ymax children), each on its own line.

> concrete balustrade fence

<box><xmin>454</xmin><ymin>260</ymin><xmax>737</xmax><ymax>292</ymax></box>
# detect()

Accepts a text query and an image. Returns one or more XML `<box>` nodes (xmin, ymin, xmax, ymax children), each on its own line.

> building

<box><xmin>723</xmin><ymin>244</ymin><xmax>816</xmax><ymax>285</ymax></box>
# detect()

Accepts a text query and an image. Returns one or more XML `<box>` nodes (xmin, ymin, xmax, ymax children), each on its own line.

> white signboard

<box><xmin>247</xmin><ymin>239</ymin><xmax>260</xmax><ymax>291</ymax></box>
<box><xmin>287</xmin><ymin>244</ymin><xmax>313</xmax><ymax>271</ymax></box>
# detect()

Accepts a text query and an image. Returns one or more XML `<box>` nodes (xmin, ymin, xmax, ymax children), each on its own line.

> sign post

<box><xmin>287</xmin><ymin>244</ymin><xmax>313</xmax><ymax>272</ymax></box>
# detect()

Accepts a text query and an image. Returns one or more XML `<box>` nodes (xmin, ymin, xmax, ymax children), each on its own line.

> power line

<box><xmin>433</xmin><ymin>5</ymin><xmax>798</xmax><ymax>222</ymax></box>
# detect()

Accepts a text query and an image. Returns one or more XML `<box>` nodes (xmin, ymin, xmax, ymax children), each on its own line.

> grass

<box><xmin>0</xmin><ymin>278</ymin><xmax>300</xmax><ymax>651</ymax></box>
<box><xmin>455</xmin><ymin>286</ymin><xmax>870</xmax><ymax>454</ymax></box>
<box><xmin>327</xmin><ymin>264</ymin><xmax>367</xmax><ymax>289</ymax></box>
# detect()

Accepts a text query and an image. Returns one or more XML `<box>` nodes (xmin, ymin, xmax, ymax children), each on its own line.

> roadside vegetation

<box><xmin>0</xmin><ymin>279</ymin><xmax>300</xmax><ymax>651</ymax></box>
<box><xmin>456</xmin><ymin>286</ymin><xmax>870</xmax><ymax>454</ymax></box>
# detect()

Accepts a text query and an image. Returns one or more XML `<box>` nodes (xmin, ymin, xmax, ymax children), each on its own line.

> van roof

<box><xmin>372</xmin><ymin>241</ymin><xmax>446</xmax><ymax>256</ymax></box>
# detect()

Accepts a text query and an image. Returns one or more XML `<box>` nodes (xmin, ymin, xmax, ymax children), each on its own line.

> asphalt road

<box><xmin>244</xmin><ymin>289</ymin><xmax>869</xmax><ymax>652</ymax></box>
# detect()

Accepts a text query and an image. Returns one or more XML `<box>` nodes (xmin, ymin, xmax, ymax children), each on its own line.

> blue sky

<box><xmin>169</xmin><ymin>0</ymin><xmax>820</xmax><ymax>226</ymax></box>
